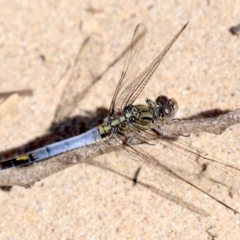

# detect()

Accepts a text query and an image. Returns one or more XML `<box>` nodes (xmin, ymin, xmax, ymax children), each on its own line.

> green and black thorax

<box><xmin>98</xmin><ymin>95</ymin><xmax>178</xmax><ymax>139</ymax></box>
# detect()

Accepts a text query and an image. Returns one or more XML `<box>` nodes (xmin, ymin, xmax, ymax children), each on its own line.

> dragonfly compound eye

<box><xmin>162</xmin><ymin>104</ymin><xmax>175</xmax><ymax>123</ymax></box>
<box><xmin>168</xmin><ymin>98</ymin><xmax>178</xmax><ymax>114</ymax></box>
<box><xmin>155</xmin><ymin>95</ymin><xmax>169</xmax><ymax>107</ymax></box>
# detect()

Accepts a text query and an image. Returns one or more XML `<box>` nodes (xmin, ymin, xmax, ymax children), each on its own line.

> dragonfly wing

<box><xmin>109</xmin><ymin>23</ymin><xmax>146</xmax><ymax>115</ymax></box>
<box><xmin>115</xmin><ymin>129</ymin><xmax>240</xmax><ymax>213</ymax></box>
<box><xmin>118</xmin><ymin>22</ymin><xmax>188</xmax><ymax>110</ymax></box>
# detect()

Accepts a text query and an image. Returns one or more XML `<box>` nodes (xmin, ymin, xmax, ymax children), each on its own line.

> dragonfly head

<box><xmin>155</xmin><ymin>95</ymin><xmax>178</xmax><ymax>123</ymax></box>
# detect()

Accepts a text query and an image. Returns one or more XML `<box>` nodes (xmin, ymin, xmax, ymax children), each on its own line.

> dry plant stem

<box><xmin>0</xmin><ymin>109</ymin><xmax>239</xmax><ymax>187</ymax></box>
<box><xmin>160</xmin><ymin>109</ymin><xmax>240</xmax><ymax>135</ymax></box>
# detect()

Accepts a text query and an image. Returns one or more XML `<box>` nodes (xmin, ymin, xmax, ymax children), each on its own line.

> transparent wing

<box><xmin>109</xmin><ymin>23</ymin><xmax>146</xmax><ymax>115</ymax></box>
<box><xmin>112</xmin><ymin>23</ymin><xmax>188</xmax><ymax>114</ymax></box>
<box><xmin>115</xmin><ymin>128</ymin><xmax>240</xmax><ymax>213</ymax></box>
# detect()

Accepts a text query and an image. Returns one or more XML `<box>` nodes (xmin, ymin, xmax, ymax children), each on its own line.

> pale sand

<box><xmin>0</xmin><ymin>1</ymin><xmax>239</xmax><ymax>239</ymax></box>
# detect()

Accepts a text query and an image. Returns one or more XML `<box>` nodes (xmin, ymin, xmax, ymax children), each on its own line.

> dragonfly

<box><xmin>0</xmin><ymin>23</ymin><xmax>183</xmax><ymax>169</ymax></box>
<box><xmin>1</xmin><ymin>23</ymin><xmax>240</xmax><ymax>213</ymax></box>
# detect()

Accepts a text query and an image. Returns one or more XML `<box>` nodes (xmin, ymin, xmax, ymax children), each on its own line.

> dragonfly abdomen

<box><xmin>0</xmin><ymin>127</ymin><xmax>101</xmax><ymax>170</ymax></box>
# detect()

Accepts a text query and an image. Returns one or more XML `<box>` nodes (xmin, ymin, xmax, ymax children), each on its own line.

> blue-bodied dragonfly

<box><xmin>0</xmin><ymin>23</ymin><xmax>183</xmax><ymax>169</ymax></box>
<box><xmin>1</xmin><ymin>23</ymin><xmax>240</xmax><ymax>213</ymax></box>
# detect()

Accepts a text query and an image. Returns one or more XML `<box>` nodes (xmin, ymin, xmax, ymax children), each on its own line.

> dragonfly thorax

<box><xmin>98</xmin><ymin>95</ymin><xmax>177</xmax><ymax>140</ymax></box>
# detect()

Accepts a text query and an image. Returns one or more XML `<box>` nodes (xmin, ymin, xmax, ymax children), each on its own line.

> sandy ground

<box><xmin>0</xmin><ymin>0</ymin><xmax>240</xmax><ymax>239</ymax></box>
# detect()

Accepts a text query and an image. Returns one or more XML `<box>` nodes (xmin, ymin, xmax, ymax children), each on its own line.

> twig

<box><xmin>0</xmin><ymin>109</ymin><xmax>239</xmax><ymax>187</ymax></box>
<box><xmin>160</xmin><ymin>109</ymin><xmax>240</xmax><ymax>135</ymax></box>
